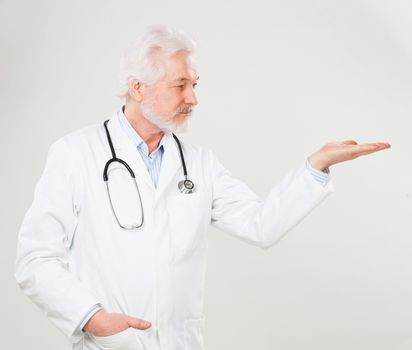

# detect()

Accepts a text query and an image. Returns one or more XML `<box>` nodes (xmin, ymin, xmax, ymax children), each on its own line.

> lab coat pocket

<box><xmin>184</xmin><ymin>317</ymin><xmax>205</xmax><ymax>350</ymax></box>
<box><xmin>166</xmin><ymin>192</ymin><xmax>211</xmax><ymax>261</ymax></box>
<box><xmin>90</xmin><ymin>327</ymin><xmax>145</xmax><ymax>350</ymax></box>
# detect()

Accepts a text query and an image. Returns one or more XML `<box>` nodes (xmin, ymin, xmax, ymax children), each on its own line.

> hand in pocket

<box><xmin>84</xmin><ymin>310</ymin><xmax>151</xmax><ymax>337</ymax></box>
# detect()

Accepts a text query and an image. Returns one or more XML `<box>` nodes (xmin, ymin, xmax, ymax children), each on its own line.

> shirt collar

<box><xmin>117</xmin><ymin>107</ymin><xmax>167</xmax><ymax>156</ymax></box>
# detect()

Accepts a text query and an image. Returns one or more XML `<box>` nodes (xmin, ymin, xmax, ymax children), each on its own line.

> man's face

<box><xmin>141</xmin><ymin>50</ymin><xmax>199</xmax><ymax>132</ymax></box>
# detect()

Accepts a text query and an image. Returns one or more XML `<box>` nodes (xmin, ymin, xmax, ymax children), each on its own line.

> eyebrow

<box><xmin>171</xmin><ymin>76</ymin><xmax>200</xmax><ymax>83</ymax></box>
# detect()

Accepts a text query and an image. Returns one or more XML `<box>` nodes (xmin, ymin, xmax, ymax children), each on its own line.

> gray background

<box><xmin>2</xmin><ymin>0</ymin><xmax>411</xmax><ymax>349</ymax></box>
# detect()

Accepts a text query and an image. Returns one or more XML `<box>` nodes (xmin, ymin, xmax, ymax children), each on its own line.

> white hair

<box><xmin>118</xmin><ymin>25</ymin><xmax>197</xmax><ymax>98</ymax></box>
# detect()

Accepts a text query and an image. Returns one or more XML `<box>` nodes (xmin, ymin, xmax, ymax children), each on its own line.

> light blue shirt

<box><xmin>306</xmin><ymin>159</ymin><xmax>330</xmax><ymax>187</ymax></box>
<box><xmin>118</xmin><ymin>108</ymin><xmax>166</xmax><ymax>188</ymax></box>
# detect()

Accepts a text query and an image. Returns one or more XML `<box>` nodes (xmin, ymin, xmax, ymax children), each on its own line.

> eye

<box><xmin>175</xmin><ymin>85</ymin><xmax>185</xmax><ymax>90</ymax></box>
<box><xmin>192</xmin><ymin>83</ymin><xmax>197</xmax><ymax>89</ymax></box>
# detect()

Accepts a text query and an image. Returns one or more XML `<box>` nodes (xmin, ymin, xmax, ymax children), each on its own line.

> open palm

<box><xmin>309</xmin><ymin>140</ymin><xmax>391</xmax><ymax>171</ymax></box>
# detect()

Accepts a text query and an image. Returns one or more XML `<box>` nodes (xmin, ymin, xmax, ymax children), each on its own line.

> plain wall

<box><xmin>1</xmin><ymin>0</ymin><xmax>411</xmax><ymax>349</ymax></box>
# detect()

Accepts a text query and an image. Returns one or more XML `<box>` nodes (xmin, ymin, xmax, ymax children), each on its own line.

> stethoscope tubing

<box><xmin>102</xmin><ymin>119</ymin><xmax>195</xmax><ymax>230</ymax></box>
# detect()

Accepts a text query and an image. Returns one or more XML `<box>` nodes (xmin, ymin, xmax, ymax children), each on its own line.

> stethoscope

<box><xmin>103</xmin><ymin>119</ymin><xmax>195</xmax><ymax>230</ymax></box>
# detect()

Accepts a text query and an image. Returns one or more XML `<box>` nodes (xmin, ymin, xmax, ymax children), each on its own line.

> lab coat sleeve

<box><xmin>209</xmin><ymin>152</ymin><xmax>334</xmax><ymax>249</ymax></box>
<box><xmin>15</xmin><ymin>138</ymin><xmax>101</xmax><ymax>343</ymax></box>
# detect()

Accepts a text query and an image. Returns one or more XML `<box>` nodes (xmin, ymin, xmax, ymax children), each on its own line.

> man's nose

<box><xmin>184</xmin><ymin>87</ymin><xmax>198</xmax><ymax>106</ymax></box>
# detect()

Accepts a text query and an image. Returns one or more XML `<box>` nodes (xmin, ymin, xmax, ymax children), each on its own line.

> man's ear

<box><xmin>128</xmin><ymin>79</ymin><xmax>143</xmax><ymax>102</ymax></box>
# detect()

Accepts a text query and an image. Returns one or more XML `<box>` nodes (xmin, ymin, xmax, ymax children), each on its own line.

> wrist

<box><xmin>308</xmin><ymin>152</ymin><xmax>329</xmax><ymax>172</ymax></box>
<box><xmin>83</xmin><ymin>310</ymin><xmax>104</xmax><ymax>333</ymax></box>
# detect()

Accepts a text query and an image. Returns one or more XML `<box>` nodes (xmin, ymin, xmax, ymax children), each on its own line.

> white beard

<box><xmin>141</xmin><ymin>98</ymin><xmax>192</xmax><ymax>133</ymax></box>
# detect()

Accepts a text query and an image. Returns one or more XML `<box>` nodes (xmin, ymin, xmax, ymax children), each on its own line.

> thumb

<box><xmin>341</xmin><ymin>139</ymin><xmax>358</xmax><ymax>145</ymax></box>
<box><xmin>126</xmin><ymin>316</ymin><xmax>152</xmax><ymax>330</ymax></box>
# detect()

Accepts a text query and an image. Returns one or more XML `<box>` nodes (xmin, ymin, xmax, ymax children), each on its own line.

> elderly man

<box><xmin>15</xmin><ymin>25</ymin><xmax>390</xmax><ymax>350</ymax></box>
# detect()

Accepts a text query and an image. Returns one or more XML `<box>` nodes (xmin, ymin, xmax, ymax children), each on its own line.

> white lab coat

<box><xmin>15</xmin><ymin>113</ymin><xmax>333</xmax><ymax>350</ymax></box>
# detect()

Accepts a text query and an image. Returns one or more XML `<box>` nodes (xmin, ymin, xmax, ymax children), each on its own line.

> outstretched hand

<box><xmin>308</xmin><ymin>140</ymin><xmax>391</xmax><ymax>171</ymax></box>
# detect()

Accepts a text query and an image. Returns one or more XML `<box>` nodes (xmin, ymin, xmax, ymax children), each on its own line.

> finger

<box><xmin>351</xmin><ymin>143</ymin><xmax>391</xmax><ymax>157</ymax></box>
<box><xmin>375</xmin><ymin>142</ymin><xmax>391</xmax><ymax>148</ymax></box>
<box><xmin>126</xmin><ymin>316</ymin><xmax>152</xmax><ymax>330</ymax></box>
<box><xmin>368</xmin><ymin>142</ymin><xmax>391</xmax><ymax>151</ymax></box>
<box><xmin>357</xmin><ymin>143</ymin><xmax>390</xmax><ymax>152</ymax></box>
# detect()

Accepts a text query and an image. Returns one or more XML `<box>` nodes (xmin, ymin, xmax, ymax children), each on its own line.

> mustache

<box><xmin>176</xmin><ymin>105</ymin><xmax>193</xmax><ymax>114</ymax></box>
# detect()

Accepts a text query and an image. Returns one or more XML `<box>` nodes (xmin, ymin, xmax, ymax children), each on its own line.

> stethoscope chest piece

<box><xmin>178</xmin><ymin>179</ymin><xmax>195</xmax><ymax>194</ymax></box>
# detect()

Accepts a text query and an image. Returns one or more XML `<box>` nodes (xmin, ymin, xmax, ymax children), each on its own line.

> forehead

<box><xmin>160</xmin><ymin>50</ymin><xmax>198</xmax><ymax>82</ymax></box>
